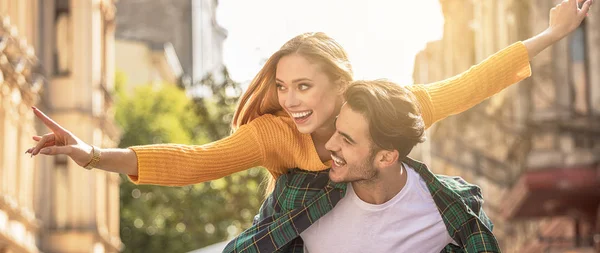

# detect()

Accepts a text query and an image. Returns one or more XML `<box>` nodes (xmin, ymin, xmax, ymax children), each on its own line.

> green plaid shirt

<box><xmin>223</xmin><ymin>157</ymin><xmax>500</xmax><ymax>253</ymax></box>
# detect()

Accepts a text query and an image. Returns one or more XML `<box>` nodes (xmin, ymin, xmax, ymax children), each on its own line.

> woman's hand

<box><xmin>26</xmin><ymin>107</ymin><xmax>94</xmax><ymax>167</ymax></box>
<box><xmin>524</xmin><ymin>0</ymin><xmax>593</xmax><ymax>60</ymax></box>
<box><xmin>546</xmin><ymin>0</ymin><xmax>593</xmax><ymax>42</ymax></box>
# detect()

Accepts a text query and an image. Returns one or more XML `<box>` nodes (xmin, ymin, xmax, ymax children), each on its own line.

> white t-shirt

<box><xmin>301</xmin><ymin>164</ymin><xmax>456</xmax><ymax>253</ymax></box>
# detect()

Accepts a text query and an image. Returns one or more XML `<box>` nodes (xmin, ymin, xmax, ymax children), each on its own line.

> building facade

<box><xmin>115</xmin><ymin>0</ymin><xmax>194</xmax><ymax>85</ymax></box>
<box><xmin>114</xmin><ymin>40</ymin><xmax>183</xmax><ymax>94</ymax></box>
<box><xmin>413</xmin><ymin>0</ymin><xmax>600</xmax><ymax>252</ymax></box>
<box><xmin>115</xmin><ymin>0</ymin><xmax>227</xmax><ymax>88</ymax></box>
<box><xmin>0</xmin><ymin>0</ymin><xmax>122</xmax><ymax>252</ymax></box>
<box><xmin>192</xmin><ymin>0</ymin><xmax>228</xmax><ymax>83</ymax></box>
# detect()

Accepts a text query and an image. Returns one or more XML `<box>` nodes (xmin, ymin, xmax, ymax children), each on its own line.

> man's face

<box><xmin>325</xmin><ymin>104</ymin><xmax>380</xmax><ymax>183</ymax></box>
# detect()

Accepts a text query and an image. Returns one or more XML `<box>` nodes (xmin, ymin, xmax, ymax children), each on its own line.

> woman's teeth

<box><xmin>291</xmin><ymin>111</ymin><xmax>313</xmax><ymax>118</ymax></box>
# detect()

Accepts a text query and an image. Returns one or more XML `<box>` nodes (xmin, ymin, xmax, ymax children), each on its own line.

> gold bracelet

<box><xmin>84</xmin><ymin>146</ymin><xmax>101</xmax><ymax>170</ymax></box>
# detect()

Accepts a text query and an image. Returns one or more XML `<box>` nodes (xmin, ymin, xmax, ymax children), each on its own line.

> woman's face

<box><xmin>275</xmin><ymin>54</ymin><xmax>343</xmax><ymax>134</ymax></box>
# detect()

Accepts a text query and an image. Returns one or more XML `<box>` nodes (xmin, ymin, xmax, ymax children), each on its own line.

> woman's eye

<box><xmin>299</xmin><ymin>83</ymin><xmax>311</xmax><ymax>91</ymax></box>
<box><xmin>276</xmin><ymin>84</ymin><xmax>287</xmax><ymax>91</ymax></box>
<box><xmin>343</xmin><ymin>138</ymin><xmax>351</xmax><ymax>144</ymax></box>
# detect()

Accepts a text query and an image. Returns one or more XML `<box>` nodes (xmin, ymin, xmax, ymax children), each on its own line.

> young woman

<box><xmin>27</xmin><ymin>0</ymin><xmax>590</xmax><ymax>242</ymax></box>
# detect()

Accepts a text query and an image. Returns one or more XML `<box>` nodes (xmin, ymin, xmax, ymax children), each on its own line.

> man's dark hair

<box><xmin>344</xmin><ymin>79</ymin><xmax>426</xmax><ymax>159</ymax></box>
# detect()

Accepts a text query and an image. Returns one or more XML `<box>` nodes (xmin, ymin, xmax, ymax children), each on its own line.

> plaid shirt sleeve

<box><xmin>222</xmin><ymin>169</ymin><xmax>345</xmax><ymax>253</ymax></box>
<box><xmin>438</xmin><ymin>176</ymin><xmax>500</xmax><ymax>253</ymax></box>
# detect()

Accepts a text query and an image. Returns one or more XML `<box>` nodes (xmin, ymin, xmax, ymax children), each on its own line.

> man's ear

<box><xmin>375</xmin><ymin>149</ymin><xmax>400</xmax><ymax>168</ymax></box>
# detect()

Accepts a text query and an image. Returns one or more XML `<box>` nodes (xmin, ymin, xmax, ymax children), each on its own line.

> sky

<box><xmin>216</xmin><ymin>0</ymin><xmax>445</xmax><ymax>86</ymax></box>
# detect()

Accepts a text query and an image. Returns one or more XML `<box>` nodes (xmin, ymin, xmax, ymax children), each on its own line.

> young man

<box><xmin>227</xmin><ymin>80</ymin><xmax>497</xmax><ymax>253</ymax></box>
<box><xmin>224</xmin><ymin>1</ymin><xmax>592</xmax><ymax>252</ymax></box>
<box><xmin>301</xmin><ymin>80</ymin><xmax>492</xmax><ymax>252</ymax></box>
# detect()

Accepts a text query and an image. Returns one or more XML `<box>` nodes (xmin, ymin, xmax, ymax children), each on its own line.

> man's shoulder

<box><xmin>404</xmin><ymin>157</ymin><xmax>485</xmax><ymax>210</ymax></box>
<box><xmin>435</xmin><ymin>174</ymin><xmax>486</xmax><ymax>214</ymax></box>
<box><xmin>436</xmin><ymin>175</ymin><xmax>482</xmax><ymax>193</ymax></box>
<box><xmin>404</xmin><ymin>158</ymin><xmax>483</xmax><ymax>197</ymax></box>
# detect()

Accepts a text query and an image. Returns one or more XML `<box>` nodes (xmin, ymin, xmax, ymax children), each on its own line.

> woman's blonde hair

<box><xmin>230</xmin><ymin>32</ymin><xmax>354</xmax><ymax>196</ymax></box>
<box><xmin>232</xmin><ymin>32</ymin><xmax>354</xmax><ymax>130</ymax></box>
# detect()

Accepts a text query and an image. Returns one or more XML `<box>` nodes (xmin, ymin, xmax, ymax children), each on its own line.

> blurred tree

<box><xmin>116</xmin><ymin>68</ymin><xmax>265</xmax><ymax>253</ymax></box>
<box><xmin>187</xmin><ymin>68</ymin><xmax>243</xmax><ymax>141</ymax></box>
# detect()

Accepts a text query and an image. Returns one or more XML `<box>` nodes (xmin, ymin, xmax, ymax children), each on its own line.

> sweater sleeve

<box><xmin>407</xmin><ymin>41</ymin><xmax>531</xmax><ymax>129</ymax></box>
<box><xmin>127</xmin><ymin>122</ymin><xmax>266</xmax><ymax>186</ymax></box>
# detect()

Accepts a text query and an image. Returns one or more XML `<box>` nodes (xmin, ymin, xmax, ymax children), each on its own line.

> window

<box><xmin>53</xmin><ymin>0</ymin><xmax>71</xmax><ymax>76</ymax></box>
<box><xmin>568</xmin><ymin>21</ymin><xmax>593</xmax><ymax>149</ymax></box>
<box><xmin>569</xmin><ymin>22</ymin><xmax>590</xmax><ymax>115</ymax></box>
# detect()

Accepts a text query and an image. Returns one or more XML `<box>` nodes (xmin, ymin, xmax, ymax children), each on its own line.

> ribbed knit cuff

<box><xmin>407</xmin><ymin>85</ymin><xmax>435</xmax><ymax>129</ymax></box>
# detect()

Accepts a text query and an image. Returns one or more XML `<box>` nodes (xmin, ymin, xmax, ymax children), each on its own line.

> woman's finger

<box><xmin>25</xmin><ymin>140</ymin><xmax>56</xmax><ymax>154</ymax></box>
<box><xmin>32</xmin><ymin>107</ymin><xmax>68</xmax><ymax>134</ymax></box>
<box><xmin>32</xmin><ymin>134</ymin><xmax>54</xmax><ymax>142</ymax></box>
<box><xmin>580</xmin><ymin>0</ymin><xmax>593</xmax><ymax>17</ymax></box>
<box><xmin>31</xmin><ymin>134</ymin><xmax>55</xmax><ymax>156</ymax></box>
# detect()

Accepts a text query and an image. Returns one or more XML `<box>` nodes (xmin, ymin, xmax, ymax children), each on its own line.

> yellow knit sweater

<box><xmin>129</xmin><ymin>42</ymin><xmax>531</xmax><ymax>186</ymax></box>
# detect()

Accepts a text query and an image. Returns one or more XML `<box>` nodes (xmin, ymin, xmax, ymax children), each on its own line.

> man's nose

<box><xmin>325</xmin><ymin>133</ymin><xmax>339</xmax><ymax>152</ymax></box>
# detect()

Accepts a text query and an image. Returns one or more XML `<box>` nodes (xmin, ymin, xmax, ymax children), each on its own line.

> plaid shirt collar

<box><xmin>224</xmin><ymin>157</ymin><xmax>501</xmax><ymax>253</ymax></box>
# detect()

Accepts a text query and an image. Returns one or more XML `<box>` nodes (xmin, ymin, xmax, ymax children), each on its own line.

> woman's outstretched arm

<box><xmin>27</xmin><ymin>106</ymin><xmax>267</xmax><ymax>186</ymax></box>
<box><xmin>408</xmin><ymin>0</ymin><xmax>592</xmax><ymax>128</ymax></box>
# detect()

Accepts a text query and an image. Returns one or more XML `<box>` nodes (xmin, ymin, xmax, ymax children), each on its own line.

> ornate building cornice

<box><xmin>0</xmin><ymin>15</ymin><xmax>44</xmax><ymax>106</ymax></box>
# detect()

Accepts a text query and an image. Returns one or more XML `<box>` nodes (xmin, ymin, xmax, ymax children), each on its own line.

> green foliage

<box><xmin>117</xmin><ymin>68</ymin><xmax>265</xmax><ymax>253</ymax></box>
<box><xmin>188</xmin><ymin>68</ymin><xmax>243</xmax><ymax>141</ymax></box>
<box><xmin>116</xmin><ymin>84</ymin><xmax>200</xmax><ymax>145</ymax></box>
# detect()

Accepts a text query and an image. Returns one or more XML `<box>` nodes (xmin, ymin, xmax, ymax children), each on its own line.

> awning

<box><xmin>503</xmin><ymin>164</ymin><xmax>600</xmax><ymax>220</ymax></box>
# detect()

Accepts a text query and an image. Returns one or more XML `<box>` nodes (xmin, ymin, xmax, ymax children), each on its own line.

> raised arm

<box><xmin>27</xmin><ymin>106</ymin><xmax>265</xmax><ymax>186</ymax></box>
<box><xmin>407</xmin><ymin>41</ymin><xmax>530</xmax><ymax>128</ymax></box>
<box><xmin>408</xmin><ymin>0</ymin><xmax>592</xmax><ymax>128</ymax></box>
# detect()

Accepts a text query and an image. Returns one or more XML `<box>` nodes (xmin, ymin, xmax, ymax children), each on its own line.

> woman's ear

<box><xmin>336</xmin><ymin>78</ymin><xmax>348</xmax><ymax>95</ymax></box>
